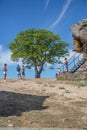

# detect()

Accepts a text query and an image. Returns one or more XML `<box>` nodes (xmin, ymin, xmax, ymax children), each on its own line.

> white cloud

<box><xmin>49</xmin><ymin>0</ymin><xmax>72</xmax><ymax>29</ymax></box>
<box><xmin>0</xmin><ymin>45</ymin><xmax>2</xmax><ymax>51</ymax></box>
<box><xmin>0</xmin><ymin>45</ymin><xmax>15</xmax><ymax>66</ymax></box>
<box><xmin>45</xmin><ymin>0</ymin><xmax>50</xmax><ymax>9</ymax></box>
<box><xmin>44</xmin><ymin>63</ymin><xmax>54</xmax><ymax>69</ymax></box>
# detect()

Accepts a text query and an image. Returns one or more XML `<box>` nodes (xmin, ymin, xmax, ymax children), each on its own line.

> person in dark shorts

<box><xmin>22</xmin><ymin>65</ymin><xmax>25</xmax><ymax>80</ymax></box>
<box><xmin>64</xmin><ymin>58</ymin><xmax>68</xmax><ymax>72</ymax></box>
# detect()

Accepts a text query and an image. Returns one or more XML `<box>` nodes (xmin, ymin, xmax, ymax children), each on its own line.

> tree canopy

<box><xmin>8</xmin><ymin>29</ymin><xmax>69</xmax><ymax>78</ymax></box>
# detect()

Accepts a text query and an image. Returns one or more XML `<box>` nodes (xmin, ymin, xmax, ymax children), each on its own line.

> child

<box><xmin>58</xmin><ymin>67</ymin><xmax>61</xmax><ymax>77</ymax></box>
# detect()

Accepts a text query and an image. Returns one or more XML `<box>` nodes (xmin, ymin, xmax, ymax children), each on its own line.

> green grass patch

<box><xmin>43</xmin><ymin>83</ymin><xmax>48</xmax><ymax>87</ymax></box>
<box><xmin>77</xmin><ymin>82</ymin><xmax>87</xmax><ymax>88</ymax></box>
<box><xmin>36</xmin><ymin>81</ymin><xmax>43</xmax><ymax>84</ymax></box>
<box><xmin>59</xmin><ymin>86</ymin><xmax>65</xmax><ymax>89</ymax></box>
<box><xmin>49</xmin><ymin>84</ymin><xmax>55</xmax><ymax>87</ymax></box>
<box><xmin>57</xmin><ymin>77</ymin><xmax>65</xmax><ymax>80</ymax></box>
<box><xmin>65</xmin><ymin>90</ymin><xmax>70</xmax><ymax>93</ymax></box>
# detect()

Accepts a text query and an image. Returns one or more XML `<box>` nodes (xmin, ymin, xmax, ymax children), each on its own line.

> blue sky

<box><xmin>0</xmin><ymin>0</ymin><xmax>87</xmax><ymax>78</ymax></box>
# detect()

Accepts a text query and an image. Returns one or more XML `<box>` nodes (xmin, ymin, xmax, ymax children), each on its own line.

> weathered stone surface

<box><xmin>71</xmin><ymin>19</ymin><xmax>87</xmax><ymax>55</ymax></box>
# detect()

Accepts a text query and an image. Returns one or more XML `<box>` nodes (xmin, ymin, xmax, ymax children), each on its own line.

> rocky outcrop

<box><xmin>71</xmin><ymin>19</ymin><xmax>87</xmax><ymax>60</ymax></box>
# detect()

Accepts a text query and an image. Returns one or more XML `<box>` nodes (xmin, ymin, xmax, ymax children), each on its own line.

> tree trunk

<box><xmin>35</xmin><ymin>71</ymin><xmax>41</xmax><ymax>78</ymax></box>
<box><xmin>34</xmin><ymin>63</ymin><xmax>44</xmax><ymax>78</ymax></box>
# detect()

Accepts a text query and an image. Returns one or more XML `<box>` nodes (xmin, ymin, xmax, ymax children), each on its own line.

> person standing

<box><xmin>16</xmin><ymin>64</ymin><xmax>21</xmax><ymax>79</ymax></box>
<box><xmin>3</xmin><ymin>64</ymin><xmax>7</xmax><ymax>81</ymax></box>
<box><xmin>58</xmin><ymin>67</ymin><xmax>61</xmax><ymax>77</ymax></box>
<box><xmin>64</xmin><ymin>58</ymin><xmax>68</xmax><ymax>72</ymax></box>
<box><xmin>22</xmin><ymin>65</ymin><xmax>25</xmax><ymax>80</ymax></box>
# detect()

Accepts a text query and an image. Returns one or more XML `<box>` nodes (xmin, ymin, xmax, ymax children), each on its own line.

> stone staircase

<box><xmin>69</xmin><ymin>58</ymin><xmax>85</xmax><ymax>73</ymax></box>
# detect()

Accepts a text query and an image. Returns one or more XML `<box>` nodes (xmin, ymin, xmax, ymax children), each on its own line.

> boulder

<box><xmin>71</xmin><ymin>19</ymin><xmax>87</xmax><ymax>57</ymax></box>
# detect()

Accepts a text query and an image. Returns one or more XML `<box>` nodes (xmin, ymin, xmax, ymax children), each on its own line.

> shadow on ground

<box><xmin>0</xmin><ymin>91</ymin><xmax>49</xmax><ymax>117</ymax></box>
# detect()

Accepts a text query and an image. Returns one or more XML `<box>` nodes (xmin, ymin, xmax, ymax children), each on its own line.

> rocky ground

<box><xmin>0</xmin><ymin>78</ymin><xmax>87</xmax><ymax>128</ymax></box>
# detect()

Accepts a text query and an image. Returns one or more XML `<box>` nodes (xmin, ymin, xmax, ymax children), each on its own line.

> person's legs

<box><xmin>17</xmin><ymin>72</ymin><xmax>20</xmax><ymax>79</ymax></box>
<box><xmin>4</xmin><ymin>72</ymin><xmax>6</xmax><ymax>81</ymax></box>
<box><xmin>17</xmin><ymin>71</ymin><xmax>22</xmax><ymax>79</ymax></box>
<box><xmin>66</xmin><ymin>67</ymin><xmax>68</xmax><ymax>72</ymax></box>
<box><xmin>19</xmin><ymin>72</ymin><xmax>22</xmax><ymax>79</ymax></box>
<box><xmin>22</xmin><ymin>72</ymin><xmax>25</xmax><ymax>79</ymax></box>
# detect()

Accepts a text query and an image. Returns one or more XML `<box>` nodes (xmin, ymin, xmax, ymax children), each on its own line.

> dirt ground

<box><xmin>0</xmin><ymin>78</ymin><xmax>87</xmax><ymax>128</ymax></box>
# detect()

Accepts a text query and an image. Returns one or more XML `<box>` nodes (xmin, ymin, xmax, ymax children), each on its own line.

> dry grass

<box><xmin>0</xmin><ymin>78</ymin><xmax>87</xmax><ymax>128</ymax></box>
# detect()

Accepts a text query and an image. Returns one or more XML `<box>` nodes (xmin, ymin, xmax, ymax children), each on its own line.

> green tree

<box><xmin>8</xmin><ymin>29</ymin><xmax>69</xmax><ymax>78</ymax></box>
